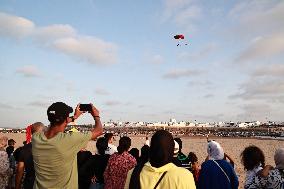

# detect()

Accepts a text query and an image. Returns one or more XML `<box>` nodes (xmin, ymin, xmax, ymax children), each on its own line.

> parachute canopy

<box><xmin>174</xmin><ymin>34</ymin><xmax>185</xmax><ymax>39</ymax></box>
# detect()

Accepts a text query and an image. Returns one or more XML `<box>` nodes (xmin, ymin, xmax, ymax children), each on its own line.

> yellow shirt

<box><xmin>32</xmin><ymin>131</ymin><xmax>92</xmax><ymax>189</ymax></box>
<box><xmin>124</xmin><ymin>162</ymin><xmax>196</xmax><ymax>189</ymax></box>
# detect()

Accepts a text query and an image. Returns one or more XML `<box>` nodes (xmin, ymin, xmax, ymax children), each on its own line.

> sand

<box><xmin>1</xmin><ymin>133</ymin><xmax>283</xmax><ymax>187</ymax></box>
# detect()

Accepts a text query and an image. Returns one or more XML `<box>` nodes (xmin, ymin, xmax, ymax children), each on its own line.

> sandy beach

<box><xmin>1</xmin><ymin>132</ymin><xmax>283</xmax><ymax>187</ymax></box>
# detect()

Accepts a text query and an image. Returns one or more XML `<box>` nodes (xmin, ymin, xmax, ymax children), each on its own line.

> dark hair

<box><xmin>188</xmin><ymin>152</ymin><xmax>198</xmax><ymax>164</ymax></box>
<box><xmin>139</xmin><ymin>145</ymin><xmax>150</xmax><ymax>164</ymax></box>
<box><xmin>117</xmin><ymin>136</ymin><xmax>131</xmax><ymax>154</ymax></box>
<box><xmin>174</xmin><ymin>138</ymin><xmax>182</xmax><ymax>151</ymax></box>
<box><xmin>96</xmin><ymin>137</ymin><xmax>108</xmax><ymax>155</ymax></box>
<box><xmin>104</xmin><ymin>133</ymin><xmax>114</xmax><ymax>142</ymax></box>
<box><xmin>49</xmin><ymin>117</ymin><xmax>66</xmax><ymax>126</ymax></box>
<box><xmin>129</xmin><ymin>130</ymin><xmax>174</xmax><ymax>189</ymax></box>
<box><xmin>129</xmin><ymin>148</ymin><xmax>139</xmax><ymax>161</ymax></box>
<box><xmin>241</xmin><ymin>145</ymin><xmax>265</xmax><ymax>171</ymax></box>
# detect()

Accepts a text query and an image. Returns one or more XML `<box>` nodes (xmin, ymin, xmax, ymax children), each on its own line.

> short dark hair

<box><xmin>129</xmin><ymin>148</ymin><xmax>139</xmax><ymax>161</ymax></box>
<box><xmin>96</xmin><ymin>137</ymin><xmax>108</xmax><ymax>155</ymax></box>
<box><xmin>117</xmin><ymin>136</ymin><xmax>131</xmax><ymax>154</ymax></box>
<box><xmin>104</xmin><ymin>133</ymin><xmax>114</xmax><ymax>142</ymax></box>
<box><xmin>188</xmin><ymin>152</ymin><xmax>198</xmax><ymax>163</ymax></box>
<box><xmin>241</xmin><ymin>145</ymin><xmax>265</xmax><ymax>171</ymax></box>
<box><xmin>174</xmin><ymin>138</ymin><xmax>182</xmax><ymax>151</ymax></box>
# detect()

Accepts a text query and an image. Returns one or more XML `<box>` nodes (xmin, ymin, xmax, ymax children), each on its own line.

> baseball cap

<box><xmin>47</xmin><ymin>102</ymin><xmax>73</xmax><ymax>123</ymax></box>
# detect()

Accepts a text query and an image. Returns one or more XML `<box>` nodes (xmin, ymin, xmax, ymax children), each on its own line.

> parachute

<box><xmin>174</xmin><ymin>34</ymin><xmax>188</xmax><ymax>46</ymax></box>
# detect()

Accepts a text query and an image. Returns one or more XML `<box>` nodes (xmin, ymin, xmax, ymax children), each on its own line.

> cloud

<box><xmin>236</xmin><ymin>103</ymin><xmax>272</xmax><ymax>121</ymax></box>
<box><xmin>188</xmin><ymin>80</ymin><xmax>213</xmax><ymax>87</ymax></box>
<box><xmin>204</xmin><ymin>94</ymin><xmax>214</xmax><ymax>98</ymax></box>
<box><xmin>235</xmin><ymin>33</ymin><xmax>284</xmax><ymax>62</ymax></box>
<box><xmin>178</xmin><ymin>43</ymin><xmax>217</xmax><ymax>62</ymax></box>
<box><xmin>95</xmin><ymin>88</ymin><xmax>110</xmax><ymax>95</ymax></box>
<box><xmin>0</xmin><ymin>12</ymin><xmax>34</xmax><ymax>38</ymax></box>
<box><xmin>229</xmin><ymin>1</ymin><xmax>284</xmax><ymax>35</ymax></box>
<box><xmin>252</xmin><ymin>64</ymin><xmax>284</xmax><ymax>77</ymax></box>
<box><xmin>104</xmin><ymin>100</ymin><xmax>121</xmax><ymax>106</ymax></box>
<box><xmin>16</xmin><ymin>65</ymin><xmax>41</xmax><ymax>77</ymax></box>
<box><xmin>150</xmin><ymin>54</ymin><xmax>164</xmax><ymax>64</ymax></box>
<box><xmin>0</xmin><ymin>103</ymin><xmax>14</xmax><ymax>110</ymax></box>
<box><xmin>0</xmin><ymin>12</ymin><xmax>118</xmax><ymax>65</ymax></box>
<box><xmin>28</xmin><ymin>101</ymin><xmax>50</xmax><ymax>108</ymax></box>
<box><xmin>163</xmin><ymin>69</ymin><xmax>203</xmax><ymax>79</ymax></box>
<box><xmin>162</xmin><ymin>0</ymin><xmax>201</xmax><ymax>31</ymax></box>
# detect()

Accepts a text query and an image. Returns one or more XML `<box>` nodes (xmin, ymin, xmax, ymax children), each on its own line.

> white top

<box><xmin>105</xmin><ymin>143</ymin><xmax>117</xmax><ymax>155</ymax></box>
<box><xmin>145</xmin><ymin>139</ymin><xmax>150</xmax><ymax>146</ymax></box>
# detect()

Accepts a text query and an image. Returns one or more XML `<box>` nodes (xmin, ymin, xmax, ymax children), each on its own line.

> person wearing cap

<box><xmin>174</xmin><ymin>138</ymin><xmax>192</xmax><ymax>171</ymax></box>
<box><xmin>32</xmin><ymin>102</ymin><xmax>103</xmax><ymax>189</ymax></box>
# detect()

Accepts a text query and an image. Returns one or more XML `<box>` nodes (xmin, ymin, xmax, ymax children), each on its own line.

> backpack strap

<box><xmin>153</xmin><ymin>171</ymin><xmax>167</xmax><ymax>189</ymax></box>
<box><xmin>212</xmin><ymin>160</ymin><xmax>230</xmax><ymax>183</ymax></box>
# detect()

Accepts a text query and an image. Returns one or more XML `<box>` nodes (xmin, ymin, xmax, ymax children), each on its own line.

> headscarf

<box><xmin>0</xmin><ymin>136</ymin><xmax>8</xmax><ymax>150</ymax></box>
<box><xmin>274</xmin><ymin>148</ymin><xmax>284</xmax><ymax>169</ymax></box>
<box><xmin>207</xmin><ymin>141</ymin><xmax>224</xmax><ymax>160</ymax></box>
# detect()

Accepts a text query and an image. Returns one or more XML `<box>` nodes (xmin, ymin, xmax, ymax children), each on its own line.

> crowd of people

<box><xmin>0</xmin><ymin>101</ymin><xmax>283</xmax><ymax>189</ymax></box>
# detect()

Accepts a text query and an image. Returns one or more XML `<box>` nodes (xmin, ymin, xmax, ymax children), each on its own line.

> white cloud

<box><xmin>150</xmin><ymin>54</ymin><xmax>164</xmax><ymax>64</ymax></box>
<box><xmin>178</xmin><ymin>43</ymin><xmax>217</xmax><ymax>62</ymax></box>
<box><xmin>162</xmin><ymin>0</ymin><xmax>201</xmax><ymax>31</ymax></box>
<box><xmin>163</xmin><ymin>69</ymin><xmax>202</xmax><ymax>79</ymax></box>
<box><xmin>252</xmin><ymin>64</ymin><xmax>284</xmax><ymax>77</ymax></box>
<box><xmin>0</xmin><ymin>12</ymin><xmax>118</xmax><ymax>65</ymax></box>
<box><xmin>28</xmin><ymin>101</ymin><xmax>50</xmax><ymax>108</ymax></box>
<box><xmin>104</xmin><ymin>100</ymin><xmax>121</xmax><ymax>106</ymax></box>
<box><xmin>16</xmin><ymin>65</ymin><xmax>41</xmax><ymax>77</ymax></box>
<box><xmin>0</xmin><ymin>12</ymin><xmax>34</xmax><ymax>38</ymax></box>
<box><xmin>204</xmin><ymin>94</ymin><xmax>214</xmax><ymax>98</ymax></box>
<box><xmin>236</xmin><ymin>33</ymin><xmax>284</xmax><ymax>62</ymax></box>
<box><xmin>0</xmin><ymin>103</ymin><xmax>14</xmax><ymax>110</ymax></box>
<box><xmin>95</xmin><ymin>88</ymin><xmax>110</xmax><ymax>95</ymax></box>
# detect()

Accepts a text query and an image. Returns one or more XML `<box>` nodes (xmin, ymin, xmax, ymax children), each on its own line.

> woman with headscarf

<box><xmin>197</xmin><ymin>141</ymin><xmax>239</xmax><ymax>189</ymax></box>
<box><xmin>124</xmin><ymin>130</ymin><xmax>196</xmax><ymax>189</ymax></box>
<box><xmin>0</xmin><ymin>136</ymin><xmax>12</xmax><ymax>189</ymax></box>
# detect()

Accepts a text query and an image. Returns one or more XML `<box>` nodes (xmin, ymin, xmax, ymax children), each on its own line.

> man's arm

<box><xmin>73</xmin><ymin>103</ymin><xmax>103</xmax><ymax>140</ymax></box>
<box><xmin>15</xmin><ymin>162</ymin><xmax>25</xmax><ymax>189</ymax></box>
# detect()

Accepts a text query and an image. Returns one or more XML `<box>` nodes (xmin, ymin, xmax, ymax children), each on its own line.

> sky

<box><xmin>0</xmin><ymin>0</ymin><xmax>284</xmax><ymax>128</ymax></box>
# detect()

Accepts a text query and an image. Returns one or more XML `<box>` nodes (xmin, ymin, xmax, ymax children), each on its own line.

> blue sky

<box><xmin>0</xmin><ymin>0</ymin><xmax>284</xmax><ymax>128</ymax></box>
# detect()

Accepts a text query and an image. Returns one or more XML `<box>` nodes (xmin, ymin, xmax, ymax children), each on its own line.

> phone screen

<box><xmin>79</xmin><ymin>104</ymin><xmax>92</xmax><ymax>112</ymax></box>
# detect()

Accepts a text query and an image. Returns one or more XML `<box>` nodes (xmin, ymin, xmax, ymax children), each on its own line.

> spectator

<box><xmin>0</xmin><ymin>136</ymin><xmax>12</xmax><ymax>189</ymax></box>
<box><xmin>15</xmin><ymin>122</ymin><xmax>44</xmax><ymax>189</ymax></box>
<box><xmin>104</xmin><ymin>133</ymin><xmax>117</xmax><ymax>155</ymax></box>
<box><xmin>77</xmin><ymin>149</ymin><xmax>92</xmax><ymax>189</ymax></box>
<box><xmin>32</xmin><ymin>102</ymin><xmax>103</xmax><ymax>189</ymax></box>
<box><xmin>264</xmin><ymin>148</ymin><xmax>284</xmax><ymax>189</ymax></box>
<box><xmin>144</xmin><ymin>137</ymin><xmax>150</xmax><ymax>146</ymax></box>
<box><xmin>125</xmin><ymin>130</ymin><xmax>196</xmax><ymax>189</ymax></box>
<box><xmin>174</xmin><ymin>138</ymin><xmax>191</xmax><ymax>170</ymax></box>
<box><xmin>129</xmin><ymin>148</ymin><xmax>139</xmax><ymax>162</ymax></box>
<box><xmin>188</xmin><ymin>152</ymin><xmax>200</xmax><ymax>183</ymax></box>
<box><xmin>6</xmin><ymin>139</ymin><xmax>15</xmax><ymax>158</ymax></box>
<box><xmin>241</xmin><ymin>145</ymin><xmax>266</xmax><ymax>189</ymax></box>
<box><xmin>89</xmin><ymin>137</ymin><xmax>110</xmax><ymax>189</ymax></box>
<box><xmin>104</xmin><ymin>136</ymin><xmax>136</xmax><ymax>189</ymax></box>
<box><xmin>197</xmin><ymin>141</ymin><xmax>239</xmax><ymax>189</ymax></box>
<box><xmin>139</xmin><ymin>145</ymin><xmax>150</xmax><ymax>164</ymax></box>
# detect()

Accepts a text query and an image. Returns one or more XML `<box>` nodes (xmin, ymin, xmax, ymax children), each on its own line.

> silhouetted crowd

<box><xmin>0</xmin><ymin>102</ymin><xmax>283</xmax><ymax>189</ymax></box>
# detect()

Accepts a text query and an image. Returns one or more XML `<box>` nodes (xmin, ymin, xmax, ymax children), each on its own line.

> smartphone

<box><xmin>79</xmin><ymin>104</ymin><xmax>92</xmax><ymax>112</ymax></box>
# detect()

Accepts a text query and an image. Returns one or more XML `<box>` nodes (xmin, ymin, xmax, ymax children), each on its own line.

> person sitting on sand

<box><xmin>104</xmin><ymin>136</ymin><xmax>136</xmax><ymax>189</ymax></box>
<box><xmin>125</xmin><ymin>130</ymin><xmax>196</xmax><ymax>189</ymax></box>
<box><xmin>15</xmin><ymin>122</ymin><xmax>44</xmax><ymax>189</ymax></box>
<box><xmin>32</xmin><ymin>102</ymin><xmax>103</xmax><ymax>189</ymax></box>
<box><xmin>104</xmin><ymin>133</ymin><xmax>117</xmax><ymax>155</ymax></box>
<box><xmin>197</xmin><ymin>141</ymin><xmax>239</xmax><ymax>189</ymax></box>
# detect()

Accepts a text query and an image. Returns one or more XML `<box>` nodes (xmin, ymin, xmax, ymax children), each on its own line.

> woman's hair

<box><xmin>129</xmin><ymin>148</ymin><xmax>139</xmax><ymax>161</ymax></box>
<box><xmin>274</xmin><ymin>148</ymin><xmax>284</xmax><ymax>169</ymax></box>
<box><xmin>188</xmin><ymin>152</ymin><xmax>198</xmax><ymax>164</ymax></box>
<box><xmin>241</xmin><ymin>145</ymin><xmax>265</xmax><ymax>171</ymax></box>
<box><xmin>139</xmin><ymin>145</ymin><xmax>150</xmax><ymax>164</ymax></box>
<box><xmin>96</xmin><ymin>137</ymin><xmax>108</xmax><ymax>155</ymax></box>
<box><xmin>117</xmin><ymin>136</ymin><xmax>131</xmax><ymax>154</ymax></box>
<box><xmin>129</xmin><ymin>130</ymin><xmax>174</xmax><ymax>189</ymax></box>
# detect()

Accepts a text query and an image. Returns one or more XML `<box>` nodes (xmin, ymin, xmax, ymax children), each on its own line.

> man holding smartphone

<box><xmin>32</xmin><ymin>102</ymin><xmax>103</xmax><ymax>189</ymax></box>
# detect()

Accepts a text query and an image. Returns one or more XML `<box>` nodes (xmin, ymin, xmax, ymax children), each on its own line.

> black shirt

<box><xmin>89</xmin><ymin>154</ymin><xmax>110</xmax><ymax>184</ymax></box>
<box><xmin>18</xmin><ymin>143</ymin><xmax>35</xmax><ymax>189</ymax></box>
